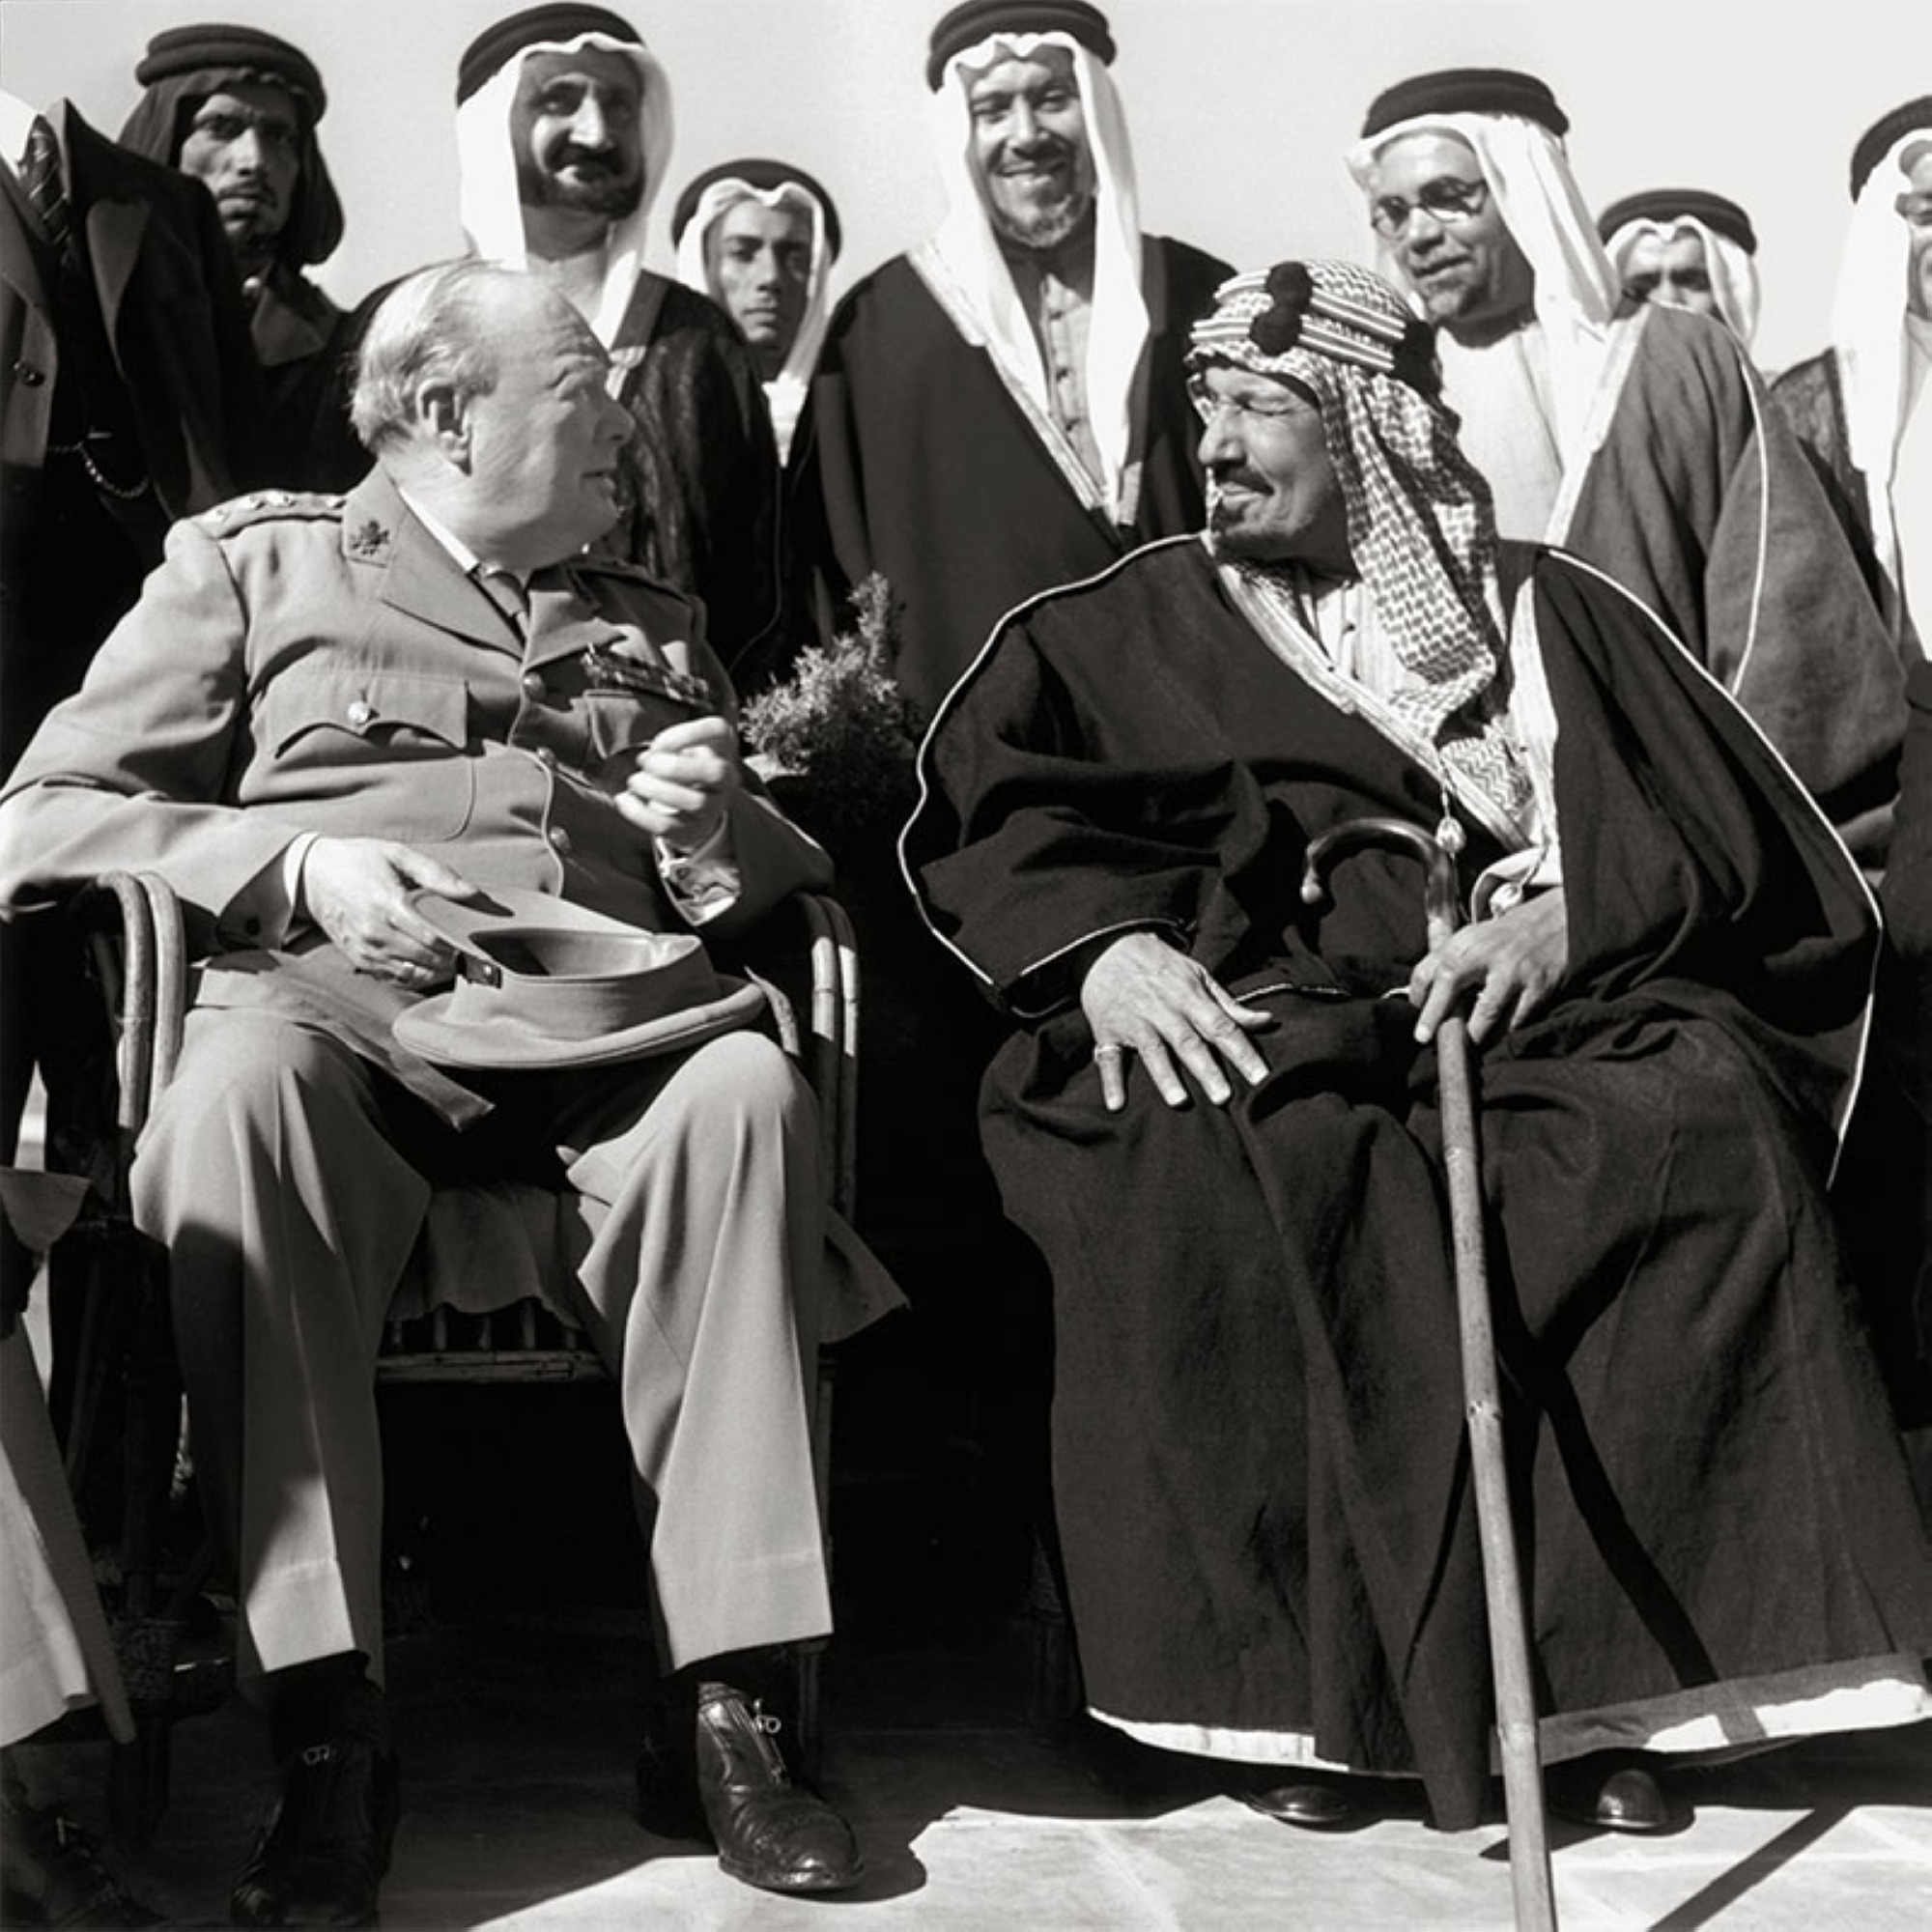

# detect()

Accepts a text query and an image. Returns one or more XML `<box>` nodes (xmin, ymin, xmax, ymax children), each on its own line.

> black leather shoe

<box><xmin>1238</xmin><ymin>1773</ymin><xmax>1368</xmax><ymax>1831</ymax></box>
<box><xmin>1547</xmin><ymin>1751</ymin><xmax>1687</xmax><ymax>1834</ymax></box>
<box><xmin>694</xmin><ymin>1685</ymin><xmax>863</xmax><ymax>1894</ymax></box>
<box><xmin>230</xmin><ymin>1736</ymin><xmax>401</xmax><ymax>1926</ymax></box>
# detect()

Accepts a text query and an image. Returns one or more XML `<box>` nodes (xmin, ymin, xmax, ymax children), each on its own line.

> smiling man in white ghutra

<box><xmin>904</xmin><ymin>258</ymin><xmax>1932</xmax><ymax>1844</ymax></box>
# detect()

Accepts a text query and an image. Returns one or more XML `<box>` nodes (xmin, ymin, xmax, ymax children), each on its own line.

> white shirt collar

<box><xmin>397</xmin><ymin>487</ymin><xmax>511</xmax><ymax>583</ymax></box>
<box><xmin>0</xmin><ymin>92</ymin><xmax>46</xmax><ymax>176</ymax></box>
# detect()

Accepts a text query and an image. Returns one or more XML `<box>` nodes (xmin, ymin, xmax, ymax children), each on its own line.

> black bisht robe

<box><xmin>787</xmin><ymin>237</ymin><xmax>1230</xmax><ymax>723</ymax></box>
<box><xmin>905</xmin><ymin>535</ymin><xmax>1932</xmax><ymax>1830</ymax></box>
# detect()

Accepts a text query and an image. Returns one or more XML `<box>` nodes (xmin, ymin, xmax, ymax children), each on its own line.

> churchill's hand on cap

<box><xmin>298</xmin><ymin>837</ymin><xmax>481</xmax><ymax>985</ymax></box>
<box><xmin>616</xmin><ymin>714</ymin><xmax>741</xmax><ymax>852</ymax></box>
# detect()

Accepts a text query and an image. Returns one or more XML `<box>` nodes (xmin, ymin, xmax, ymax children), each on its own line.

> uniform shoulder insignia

<box><xmin>197</xmin><ymin>491</ymin><xmax>348</xmax><ymax>535</ymax></box>
<box><xmin>345</xmin><ymin>516</ymin><xmax>393</xmax><ymax>560</ymax></box>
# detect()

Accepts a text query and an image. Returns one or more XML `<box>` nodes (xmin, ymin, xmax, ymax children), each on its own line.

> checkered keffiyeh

<box><xmin>1190</xmin><ymin>261</ymin><xmax>1531</xmax><ymax>828</ymax></box>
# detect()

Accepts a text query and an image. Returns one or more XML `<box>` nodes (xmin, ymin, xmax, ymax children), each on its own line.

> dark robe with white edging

<box><xmin>905</xmin><ymin>533</ymin><xmax>1932</xmax><ymax>1829</ymax></box>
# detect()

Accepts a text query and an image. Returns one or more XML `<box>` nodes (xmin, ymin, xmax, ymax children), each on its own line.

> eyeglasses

<box><xmin>1369</xmin><ymin>177</ymin><xmax>1490</xmax><ymax>240</ymax></box>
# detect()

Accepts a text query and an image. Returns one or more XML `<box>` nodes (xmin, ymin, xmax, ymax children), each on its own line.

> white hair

<box><xmin>349</xmin><ymin>260</ymin><xmax>521</xmax><ymax>451</ymax></box>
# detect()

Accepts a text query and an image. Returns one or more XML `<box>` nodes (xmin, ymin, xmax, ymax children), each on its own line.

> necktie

<box><xmin>474</xmin><ymin>566</ymin><xmax>530</xmax><ymax>641</ymax></box>
<box><xmin>18</xmin><ymin>114</ymin><xmax>71</xmax><ymax>259</ymax></box>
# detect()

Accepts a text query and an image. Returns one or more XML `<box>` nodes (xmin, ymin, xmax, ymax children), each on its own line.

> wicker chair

<box><xmin>42</xmin><ymin>872</ymin><xmax>858</xmax><ymax>1841</ymax></box>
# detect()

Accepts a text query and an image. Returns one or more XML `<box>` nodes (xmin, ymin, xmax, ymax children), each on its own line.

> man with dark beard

<box><xmin>788</xmin><ymin>0</ymin><xmax>1228</xmax><ymax>720</ymax></box>
<box><xmin>454</xmin><ymin>5</ymin><xmax>781</xmax><ymax>686</ymax></box>
<box><xmin>117</xmin><ymin>23</ymin><xmax>360</xmax><ymax>488</ymax></box>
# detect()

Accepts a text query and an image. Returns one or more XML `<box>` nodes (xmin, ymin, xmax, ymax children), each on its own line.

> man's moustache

<box><xmin>548</xmin><ymin>145</ymin><xmax>623</xmax><ymax>176</ymax></box>
<box><xmin>998</xmin><ymin>146</ymin><xmax>1071</xmax><ymax>174</ymax></box>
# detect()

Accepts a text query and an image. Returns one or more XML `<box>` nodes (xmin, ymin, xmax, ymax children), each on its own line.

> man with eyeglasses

<box><xmin>118</xmin><ymin>23</ymin><xmax>360</xmax><ymax>490</ymax></box>
<box><xmin>1349</xmin><ymin>68</ymin><xmax>1911</xmax><ymax>873</ymax></box>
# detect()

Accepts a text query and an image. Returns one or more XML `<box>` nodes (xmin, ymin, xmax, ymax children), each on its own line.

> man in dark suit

<box><xmin>1</xmin><ymin>89</ymin><xmax>267</xmax><ymax>1154</ymax></box>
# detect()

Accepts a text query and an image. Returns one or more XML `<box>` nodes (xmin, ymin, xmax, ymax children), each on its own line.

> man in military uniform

<box><xmin>0</xmin><ymin>262</ymin><xmax>870</xmax><ymax>1919</ymax></box>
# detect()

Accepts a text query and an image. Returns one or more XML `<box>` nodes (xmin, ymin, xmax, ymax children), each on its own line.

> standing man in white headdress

<box><xmin>1775</xmin><ymin>99</ymin><xmax>1932</xmax><ymax>656</ymax></box>
<box><xmin>454</xmin><ymin>5</ymin><xmax>781</xmax><ymax>682</ymax></box>
<box><xmin>1349</xmin><ymin>68</ymin><xmax>1910</xmax><ymax>870</ymax></box>
<box><xmin>671</xmin><ymin>158</ymin><xmax>841</xmax><ymax>469</ymax></box>
<box><xmin>787</xmin><ymin>0</ymin><xmax>1229</xmax><ymax>723</ymax></box>
<box><xmin>1597</xmin><ymin>187</ymin><xmax>1762</xmax><ymax>354</ymax></box>
<box><xmin>1804</xmin><ymin>103</ymin><xmax>1932</xmax><ymax>1465</ymax></box>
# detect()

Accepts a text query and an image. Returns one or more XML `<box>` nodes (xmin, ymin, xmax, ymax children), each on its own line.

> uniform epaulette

<box><xmin>196</xmin><ymin>490</ymin><xmax>348</xmax><ymax>534</ymax></box>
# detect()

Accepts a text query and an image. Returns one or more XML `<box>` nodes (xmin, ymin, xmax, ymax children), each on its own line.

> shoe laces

<box><xmin>745</xmin><ymin>1698</ymin><xmax>792</xmax><ymax>1784</ymax></box>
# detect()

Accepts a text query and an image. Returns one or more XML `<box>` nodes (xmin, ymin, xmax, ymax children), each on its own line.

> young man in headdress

<box><xmin>1775</xmin><ymin>98</ymin><xmax>1932</xmax><ymax>655</ymax></box>
<box><xmin>672</xmin><ymin>157</ymin><xmax>840</xmax><ymax>469</ymax></box>
<box><xmin>1597</xmin><ymin>187</ymin><xmax>1761</xmax><ymax>351</ymax></box>
<box><xmin>1350</xmin><ymin>69</ymin><xmax>1909</xmax><ymax>870</ymax></box>
<box><xmin>118</xmin><ymin>22</ymin><xmax>357</xmax><ymax>489</ymax></box>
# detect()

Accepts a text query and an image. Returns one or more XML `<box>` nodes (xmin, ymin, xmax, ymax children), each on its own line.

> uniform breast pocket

<box><xmin>255</xmin><ymin>669</ymin><xmax>477</xmax><ymax>840</ymax></box>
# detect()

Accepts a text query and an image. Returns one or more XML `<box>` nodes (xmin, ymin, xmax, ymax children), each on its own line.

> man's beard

<box><xmin>985</xmin><ymin>155</ymin><xmax>1094</xmax><ymax>252</ymax></box>
<box><xmin>992</xmin><ymin>191</ymin><xmax>1092</xmax><ymax>251</ymax></box>
<box><xmin>1204</xmin><ymin>481</ymin><xmax>1279</xmax><ymax>562</ymax></box>
<box><xmin>516</xmin><ymin>146</ymin><xmax>643</xmax><ymax>220</ymax></box>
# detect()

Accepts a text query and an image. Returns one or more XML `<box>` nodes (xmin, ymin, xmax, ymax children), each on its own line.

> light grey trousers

<box><xmin>131</xmin><ymin>1009</ymin><xmax>831</xmax><ymax>1686</ymax></box>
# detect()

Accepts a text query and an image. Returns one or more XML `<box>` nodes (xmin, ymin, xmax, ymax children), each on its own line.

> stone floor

<box><xmin>12</xmin><ymin>1605</ymin><xmax>1932</xmax><ymax>1931</ymax></box>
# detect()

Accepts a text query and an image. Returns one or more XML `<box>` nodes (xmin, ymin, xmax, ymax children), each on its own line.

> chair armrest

<box><xmin>46</xmin><ymin>876</ymin><xmax>186</xmax><ymax>1188</ymax></box>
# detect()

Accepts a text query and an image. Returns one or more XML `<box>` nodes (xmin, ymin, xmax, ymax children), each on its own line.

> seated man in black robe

<box><xmin>904</xmin><ymin>259</ymin><xmax>1932</xmax><ymax>1836</ymax></box>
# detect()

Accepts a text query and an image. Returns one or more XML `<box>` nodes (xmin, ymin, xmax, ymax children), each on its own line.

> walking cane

<box><xmin>1300</xmin><ymin>816</ymin><xmax>1558</xmax><ymax>1932</ymax></box>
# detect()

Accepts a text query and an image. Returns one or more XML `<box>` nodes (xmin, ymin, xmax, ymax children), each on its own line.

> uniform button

<box><xmin>346</xmin><ymin>698</ymin><xmax>375</xmax><ymax>728</ymax></box>
<box><xmin>532</xmin><ymin>745</ymin><xmax>556</xmax><ymax>769</ymax></box>
<box><xmin>547</xmin><ymin>826</ymin><xmax>574</xmax><ymax>855</ymax></box>
<box><xmin>521</xmin><ymin>671</ymin><xmax>547</xmax><ymax>700</ymax></box>
<box><xmin>14</xmin><ymin>362</ymin><xmax>43</xmax><ymax>386</ymax></box>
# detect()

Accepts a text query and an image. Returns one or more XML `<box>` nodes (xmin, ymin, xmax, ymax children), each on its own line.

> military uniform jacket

<box><xmin>0</xmin><ymin>468</ymin><xmax>831</xmax><ymax>1118</ymax></box>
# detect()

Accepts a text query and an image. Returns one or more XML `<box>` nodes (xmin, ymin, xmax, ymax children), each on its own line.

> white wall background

<box><xmin>0</xmin><ymin>0</ymin><xmax>1919</xmax><ymax>374</ymax></box>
